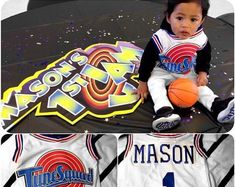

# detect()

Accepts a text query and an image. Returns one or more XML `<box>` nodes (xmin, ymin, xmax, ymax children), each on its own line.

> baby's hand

<box><xmin>197</xmin><ymin>72</ymin><xmax>208</xmax><ymax>86</ymax></box>
<box><xmin>137</xmin><ymin>81</ymin><xmax>149</xmax><ymax>103</ymax></box>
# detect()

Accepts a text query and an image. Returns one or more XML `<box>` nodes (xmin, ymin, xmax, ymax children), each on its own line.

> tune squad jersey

<box><xmin>0</xmin><ymin>134</ymin><xmax>101</xmax><ymax>187</ymax></box>
<box><xmin>118</xmin><ymin>134</ymin><xmax>233</xmax><ymax>187</ymax></box>
<box><xmin>153</xmin><ymin>28</ymin><xmax>208</xmax><ymax>74</ymax></box>
<box><xmin>138</xmin><ymin>19</ymin><xmax>211</xmax><ymax>82</ymax></box>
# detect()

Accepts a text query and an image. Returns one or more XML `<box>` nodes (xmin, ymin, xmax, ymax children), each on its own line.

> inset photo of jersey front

<box><xmin>1</xmin><ymin>1</ymin><xmax>234</xmax><ymax>133</ymax></box>
<box><xmin>0</xmin><ymin>133</ymin><xmax>117</xmax><ymax>187</ymax></box>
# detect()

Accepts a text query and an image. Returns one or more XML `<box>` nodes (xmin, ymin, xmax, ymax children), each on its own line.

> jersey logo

<box><xmin>17</xmin><ymin>150</ymin><xmax>93</xmax><ymax>187</ymax></box>
<box><xmin>1</xmin><ymin>41</ymin><xmax>143</xmax><ymax>130</ymax></box>
<box><xmin>159</xmin><ymin>43</ymin><xmax>200</xmax><ymax>74</ymax></box>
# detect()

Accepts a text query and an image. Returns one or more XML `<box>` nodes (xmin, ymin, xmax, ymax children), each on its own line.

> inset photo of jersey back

<box><xmin>118</xmin><ymin>133</ymin><xmax>234</xmax><ymax>187</ymax></box>
<box><xmin>1</xmin><ymin>0</ymin><xmax>234</xmax><ymax>133</ymax></box>
<box><xmin>0</xmin><ymin>133</ymin><xmax>117</xmax><ymax>187</ymax></box>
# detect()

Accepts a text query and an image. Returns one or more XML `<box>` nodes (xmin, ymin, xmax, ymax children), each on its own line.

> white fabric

<box><xmin>95</xmin><ymin>134</ymin><xmax>117</xmax><ymax>187</ymax></box>
<box><xmin>118</xmin><ymin>134</ymin><xmax>212</xmax><ymax>187</ymax></box>
<box><xmin>118</xmin><ymin>133</ymin><xmax>233</xmax><ymax>187</ymax></box>
<box><xmin>152</xmin><ymin>29</ymin><xmax>207</xmax><ymax>74</ymax></box>
<box><xmin>154</xmin><ymin>29</ymin><xmax>208</xmax><ymax>54</ymax></box>
<box><xmin>0</xmin><ymin>134</ymin><xmax>101</xmax><ymax>187</ymax></box>
<box><xmin>204</xmin><ymin>135</ymin><xmax>234</xmax><ymax>186</ymax></box>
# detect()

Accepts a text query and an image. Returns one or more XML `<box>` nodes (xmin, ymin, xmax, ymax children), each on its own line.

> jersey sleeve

<box><xmin>195</xmin><ymin>134</ymin><xmax>234</xmax><ymax>187</ymax></box>
<box><xmin>117</xmin><ymin>134</ymin><xmax>133</xmax><ymax>162</ymax></box>
<box><xmin>117</xmin><ymin>134</ymin><xmax>133</xmax><ymax>187</ymax></box>
<box><xmin>0</xmin><ymin>134</ymin><xmax>20</xmax><ymax>186</ymax></box>
<box><xmin>86</xmin><ymin>134</ymin><xmax>100</xmax><ymax>160</ymax></box>
<box><xmin>95</xmin><ymin>134</ymin><xmax>117</xmax><ymax>187</ymax></box>
<box><xmin>195</xmin><ymin>40</ymin><xmax>211</xmax><ymax>74</ymax></box>
<box><xmin>138</xmin><ymin>37</ymin><xmax>160</xmax><ymax>82</ymax></box>
<box><xmin>206</xmin><ymin>134</ymin><xmax>234</xmax><ymax>187</ymax></box>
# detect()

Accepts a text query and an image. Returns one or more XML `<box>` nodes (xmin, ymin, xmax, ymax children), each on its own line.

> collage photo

<box><xmin>0</xmin><ymin>0</ymin><xmax>234</xmax><ymax>186</ymax></box>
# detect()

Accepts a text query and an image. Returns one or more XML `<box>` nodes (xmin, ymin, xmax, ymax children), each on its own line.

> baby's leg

<box><xmin>147</xmin><ymin>68</ymin><xmax>174</xmax><ymax>113</ymax></box>
<box><xmin>199</xmin><ymin>86</ymin><xmax>234</xmax><ymax>123</ymax></box>
<box><xmin>177</xmin><ymin>69</ymin><xmax>218</xmax><ymax>111</ymax></box>
<box><xmin>147</xmin><ymin>67</ymin><xmax>181</xmax><ymax>131</ymax></box>
<box><xmin>186</xmin><ymin>68</ymin><xmax>233</xmax><ymax>123</ymax></box>
<box><xmin>198</xmin><ymin>86</ymin><xmax>218</xmax><ymax>111</ymax></box>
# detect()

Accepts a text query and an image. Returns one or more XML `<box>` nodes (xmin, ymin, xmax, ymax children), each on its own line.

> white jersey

<box><xmin>0</xmin><ymin>134</ymin><xmax>101</xmax><ymax>187</ymax></box>
<box><xmin>152</xmin><ymin>28</ymin><xmax>208</xmax><ymax>74</ymax></box>
<box><xmin>118</xmin><ymin>133</ymin><xmax>233</xmax><ymax>187</ymax></box>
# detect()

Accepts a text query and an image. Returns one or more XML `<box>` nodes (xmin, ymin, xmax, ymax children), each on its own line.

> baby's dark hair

<box><xmin>166</xmin><ymin>0</ymin><xmax>210</xmax><ymax>18</ymax></box>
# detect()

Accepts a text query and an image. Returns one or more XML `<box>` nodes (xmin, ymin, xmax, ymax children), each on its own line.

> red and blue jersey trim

<box><xmin>124</xmin><ymin>134</ymin><xmax>133</xmax><ymax>158</ymax></box>
<box><xmin>168</xmin><ymin>28</ymin><xmax>204</xmax><ymax>40</ymax></box>
<box><xmin>152</xmin><ymin>34</ymin><xmax>163</xmax><ymax>53</ymax></box>
<box><xmin>86</xmin><ymin>134</ymin><xmax>100</xmax><ymax>160</ymax></box>
<box><xmin>31</xmin><ymin>134</ymin><xmax>78</xmax><ymax>143</ymax></box>
<box><xmin>150</xmin><ymin>133</ymin><xmax>186</xmax><ymax>138</ymax></box>
<box><xmin>194</xmin><ymin>134</ymin><xmax>208</xmax><ymax>159</ymax></box>
<box><xmin>12</xmin><ymin>134</ymin><xmax>23</xmax><ymax>162</ymax></box>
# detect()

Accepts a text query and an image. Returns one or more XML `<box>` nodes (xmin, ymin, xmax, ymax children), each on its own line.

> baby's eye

<box><xmin>176</xmin><ymin>16</ymin><xmax>183</xmax><ymax>21</ymax></box>
<box><xmin>191</xmin><ymin>18</ymin><xmax>198</xmax><ymax>22</ymax></box>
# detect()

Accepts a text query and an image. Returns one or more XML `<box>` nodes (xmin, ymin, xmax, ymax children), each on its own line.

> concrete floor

<box><xmin>1</xmin><ymin>0</ymin><xmax>234</xmax><ymax>20</ymax></box>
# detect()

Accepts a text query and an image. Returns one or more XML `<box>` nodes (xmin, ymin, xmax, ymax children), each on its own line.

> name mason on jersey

<box><xmin>17</xmin><ymin>165</ymin><xmax>93</xmax><ymax>187</ymax></box>
<box><xmin>133</xmin><ymin>143</ymin><xmax>194</xmax><ymax>164</ymax></box>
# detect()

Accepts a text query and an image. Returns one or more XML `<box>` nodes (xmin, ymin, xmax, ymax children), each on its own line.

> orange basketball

<box><xmin>168</xmin><ymin>78</ymin><xmax>199</xmax><ymax>108</ymax></box>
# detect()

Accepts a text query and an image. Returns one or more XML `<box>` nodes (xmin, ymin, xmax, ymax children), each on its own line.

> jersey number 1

<box><xmin>163</xmin><ymin>172</ymin><xmax>175</xmax><ymax>187</ymax></box>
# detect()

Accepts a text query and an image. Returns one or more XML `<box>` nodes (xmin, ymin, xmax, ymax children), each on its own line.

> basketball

<box><xmin>168</xmin><ymin>78</ymin><xmax>199</xmax><ymax>108</ymax></box>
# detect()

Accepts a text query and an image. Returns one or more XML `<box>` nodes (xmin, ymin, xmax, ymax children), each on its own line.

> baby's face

<box><xmin>167</xmin><ymin>2</ymin><xmax>204</xmax><ymax>39</ymax></box>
